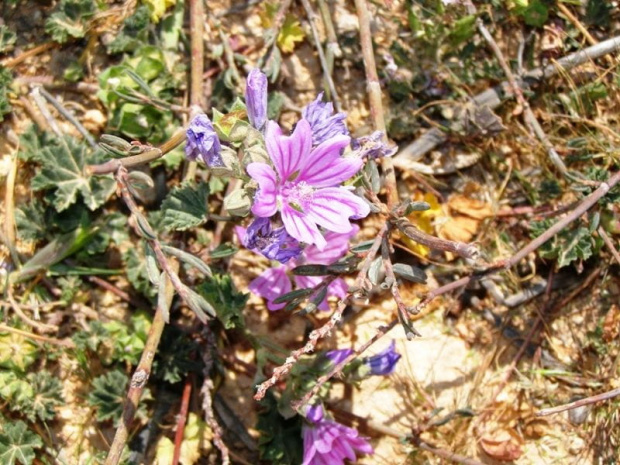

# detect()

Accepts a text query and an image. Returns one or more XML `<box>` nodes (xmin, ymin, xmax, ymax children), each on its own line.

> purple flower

<box><xmin>351</xmin><ymin>131</ymin><xmax>397</xmax><ymax>159</ymax></box>
<box><xmin>245</xmin><ymin>68</ymin><xmax>268</xmax><ymax>131</ymax></box>
<box><xmin>247</xmin><ymin>119</ymin><xmax>368</xmax><ymax>250</ymax></box>
<box><xmin>363</xmin><ymin>340</ymin><xmax>401</xmax><ymax>376</ymax></box>
<box><xmin>302</xmin><ymin>92</ymin><xmax>349</xmax><ymax>146</ymax></box>
<box><xmin>243</xmin><ymin>217</ymin><xmax>302</xmax><ymax>264</ymax></box>
<box><xmin>325</xmin><ymin>348</ymin><xmax>354</xmax><ymax>365</ymax></box>
<box><xmin>244</xmin><ymin>227</ymin><xmax>358</xmax><ymax>311</ymax></box>
<box><xmin>185</xmin><ymin>114</ymin><xmax>223</xmax><ymax>167</ymax></box>
<box><xmin>302</xmin><ymin>404</ymin><xmax>373</xmax><ymax>465</ymax></box>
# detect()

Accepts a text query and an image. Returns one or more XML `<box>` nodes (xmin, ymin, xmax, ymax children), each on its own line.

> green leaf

<box><xmin>15</xmin><ymin>201</ymin><xmax>47</xmax><ymax>242</ymax></box>
<box><xmin>448</xmin><ymin>15</ymin><xmax>476</xmax><ymax>47</ymax></box>
<box><xmin>24</xmin><ymin>371</ymin><xmax>64</xmax><ymax>422</ymax></box>
<box><xmin>0</xmin><ymin>333</ymin><xmax>39</xmax><ymax>372</ymax></box>
<box><xmin>153</xmin><ymin>326</ymin><xmax>200</xmax><ymax>384</ymax></box>
<box><xmin>0</xmin><ymin>66</ymin><xmax>13</xmax><ymax>122</ymax></box>
<box><xmin>0</xmin><ymin>421</ymin><xmax>43</xmax><ymax>465</ymax></box>
<box><xmin>197</xmin><ymin>275</ymin><xmax>247</xmax><ymax>329</ymax></box>
<box><xmin>87</xmin><ymin>370</ymin><xmax>129</xmax><ymax>423</ymax></box>
<box><xmin>392</xmin><ymin>263</ymin><xmax>427</xmax><ymax>284</ymax></box>
<box><xmin>0</xmin><ymin>371</ymin><xmax>34</xmax><ymax>410</ymax></box>
<box><xmin>107</xmin><ymin>5</ymin><xmax>150</xmax><ymax>54</ymax></box>
<box><xmin>210</xmin><ymin>243</ymin><xmax>238</xmax><ymax>259</ymax></box>
<box><xmin>0</xmin><ymin>25</ymin><xmax>16</xmax><ymax>53</ymax></box>
<box><xmin>160</xmin><ymin>182</ymin><xmax>210</xmax><ymax>231</ymax></box>
<box><xmin>102</xmin><ymin>313</ymin><xmax>150</xmax><ymax>365</ymax></box>
<box><xmin>44</xmin><ymin>0</ymin><xmax>97</xmax><ymax>43</ymax></box>
<box><xmin>256</xmin><ymin>392</ymin><xmax>303</xmax><ymax>464</ymax></box>
<box><xmin>514</xmin><ymin>0</ymin><xmax>548</xmax><ymax>27</ymax></box>
<box><xmin>124</xmin><ymin>245</ymin><xmax>157</xmax><ymax>298</ymax></box>
<box><xmin>30</xmin><ymin>136</ymin><xmax>115</xmax><ymax>212</ymax></box>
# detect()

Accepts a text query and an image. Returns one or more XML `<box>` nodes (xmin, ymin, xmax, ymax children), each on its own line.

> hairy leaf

<box><xmin>256</xmin><ymin>392</ymin><xmax>303</xmax><ymax>464</ymax></box>
<box><xmin>196</xmin><ymin>274</ymin><xmax>247</xmax><ymax>329</ymax></box>
<box><xmin>15</xmin><ymin>201</ymin><xmax>47</xmax><ymax>242</ymax></box>
<box><xmin>0</xmin><ymin>333</ymin><xmax>39</xmax><ymax>372</ymax></box>
<box><xmin>30</xmin><ymin>136</ymin><xmax>115</xmax><ymax>212</ymax></box>
<box><xmin>0</xmin><ymin>421</ymin><xmax>43</xmax><ymax>465</ymax></box>
<box><xmin>24</xmin><ymin>371</ymin><xmax>64</xmax><ymax>422</ymax></box>
<box><xmin>161</xmin><ymin>182</ymin><xmax>209</xmax><ymax>231</ymax></box>
<box><xmin>87</xmin><ymin>370</ymin><xmax>129</xmax><ymax>423</ymax></box>
<box><xmin>44</xmin><ymin>0</ymin><xmax>97</xmax><ymax>43</ymax></box>
<box><xmin>0</xmin><ymin>66</ymin><xmax>13</xmax><ymax>122</ymax></box>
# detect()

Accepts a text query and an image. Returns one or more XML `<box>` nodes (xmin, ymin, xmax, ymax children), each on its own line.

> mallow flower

<box><xmin>351</xmin><ymin>130</ymin><xmax>398</xmax><ymax>159</ymax></box>
<box><xmin>247</xmin><ymin>119</ymin><xmax>369</xmax><ymax>250</ymax></box>
<box><xmin>242</xmin><ymin>226</ymin><xmax>358</xmax><ymax>311</ymax></box>
<box><xmin>302</xmin><ymin>92</ymin><xmax>349</xmax><ymax>146</ymax></box>
<box><xmin>245</xmin><ymin>68</ymin><xmax>268</xmax><ymax>131</ymax></box>
<box><xmin>185</xmin><ymin>114</ymin><xmax>223</xmax><ymax>167</ymax></box>
<box><xmin>363</xmin><ymin>340</ymin><xmax>401</xmax><ymax>376</ymax></box>
<box><xmin>241</xmin><ymin>217</ymin><xmax>302</xmax><ymax>264</ymax></box>
<box><xmin>302</xmin><ymin>404</ymin><xmax>373</xmax><ymax>465</ymax></box>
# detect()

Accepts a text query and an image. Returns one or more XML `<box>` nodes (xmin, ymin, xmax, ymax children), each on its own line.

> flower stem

<box><xmin>354</xmin><ymin>0</ymin><xmax>398</xmax><ymax>208</ymax></box>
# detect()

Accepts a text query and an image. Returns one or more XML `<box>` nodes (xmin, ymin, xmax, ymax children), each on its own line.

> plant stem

<box><xmin>104</xmin><ymin>302</ymin><xmax>167</xmax><ymax>465</ymax></box>
<box><xmin>300</xmin><ymin>0</ymin><xmax>341</xmax><ymax>111</ymax></box>
<box><xmin>537</xmin><ymin>387</ymin><xmax>620</xmax><ymax>417</ymax></box>
<box><xmin>354</xmin><ymin>0</ymin><xmax>398</xmax><ymax>208</ymax></box>
<box><xmin>253</xmin><ymin>223</ymin><xmax>390</xmax><ymax>402</ymax></box>
<box><xmin>88</xmin><ymin>128</ymin><xmax>186</xmax><ymax>175</ymax></box>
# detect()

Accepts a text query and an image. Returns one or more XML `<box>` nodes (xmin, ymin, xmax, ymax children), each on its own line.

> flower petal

<box><xmin>247</xmin><ymin>162</ymin><xmax>278</xmax><ymax>217</ymax></box>
<box><xmin>305</xmin><ymin>188</ymin><xmax>369</xmax><ymax>234</ymax></box>
<box><xmin>265</xmin><ymin>120</ymin><xmax>312</xmax><ymax>181</ymax></box>
<box><xmin>248</xmin><ymin>267</ymin><xmax>292</xmax><ymax>311</ymax></box>
<box><xmin>281</xmin><ymin>205</ymin><xmax>326</xmax><ymax>249</ymax></box>
<box><xmin>298</xmin><ymin>136</ymin><xmax>359</xmax><ymax>188</ymax></box>
<box><xmin>303</xmin><ymin>226</ymin><xmax>359</xmax><ymax>265</ymax></box>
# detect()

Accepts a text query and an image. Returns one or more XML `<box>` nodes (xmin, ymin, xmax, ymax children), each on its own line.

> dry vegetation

<box><xmin>1</xmin><ymin>0</ymin><xmax>619</xmax><ymax>464</ymax></box>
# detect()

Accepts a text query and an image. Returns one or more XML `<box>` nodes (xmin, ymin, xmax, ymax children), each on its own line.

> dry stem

<box><xmin>354</xmin><ymin>0</ymin><xmax>398</xmax><ymax>208</ymax></box>
<box><xmin>253</xmin><ymin>223</ymin><xmax>389</xmax><ymax>401</ymax></box>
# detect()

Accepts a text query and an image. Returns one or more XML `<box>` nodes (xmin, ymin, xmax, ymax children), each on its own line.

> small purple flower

<box><xmin>363</xmin><ymin>340</ymin><xmax>401</xmax><ymax>376</ymax></box>
<box><xmin>351</xmin><ymin>131</ymin><xmax>397</xmax><ymax>159</ymax></box>
<box><xmin>243</xmin><ymin>217</ymin><xmax>302</xmax><ymax>264</ymax></box>
<box><xmin>325</xmin><ymin>348</ymin><xmax>354</xmax><ymax>365</ymax></box>
<box><xmin>185</xmin><ymin>114</ymin><xmax>223</xmax><ymax>167</ymax></box>
<box><xmin>243</xmin><ymin>227</ymin><xmax>358</xmax><ymax>311</ymax></box>
<box><xmin>302</xmin><ymin>92</ymin><xmax>349</xmax><ymax>146</ymax></box>
<box><xmin>247</xmin><ymin>119</ymin><xmax>368</xmax><ymax>250</ymax></box>
<box><xmin>302</xmin><ymin>404</ymin><xmax>373</xmax><ymax>465</ymax></box>
<box><xmin>245</xmin><ymin>68</ymin><xmax>268</xmax><ymax>131</ymax></box>
<box><xmin>248</xmin><ymin>266</ymin><xmax>292</xmax><ymax>311</ymax></box>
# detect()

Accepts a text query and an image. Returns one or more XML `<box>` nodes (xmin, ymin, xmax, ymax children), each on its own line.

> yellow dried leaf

<box><xmin>143</xmin><ymin>0</ymin><xmax>177</xmax><ymax>23</ymax></box>
<box><xmin>153</xmin><ymin>413</ymin><xmax>212</xmax><ymax>465</ymax></box>
<box><xmin>278</xmin><ymin>16</ymin><xmax>305</xmax><ymax>53</ymax></box>
<box><xmin>401</xmin><ymin>192</ymin><xmax>444</xmax><ymax>257</ymax></box>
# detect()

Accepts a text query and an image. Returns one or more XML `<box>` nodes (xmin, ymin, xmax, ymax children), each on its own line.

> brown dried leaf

<box><xmin>448</xmin><ymin>195</ymin><xmax>493</xmax><ymax>219</ymax></box>
<box><xmin>480</xmin><ymin>427</ymin><xmax>524</xmax><ymax>461</ymax></box>
<box><xmin>438</xmin><ymin>216</ymin><xmax>479</xmax><ymax>243</ymax></box>
<box><xmin>603</xmin><ymin>304</ymin><xmax>620</xmax><ymax>342</ymax></box>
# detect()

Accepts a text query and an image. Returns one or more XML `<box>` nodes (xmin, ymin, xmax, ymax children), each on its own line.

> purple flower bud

<box><xmin>302</xmin><ymin>92</ymin><xmax>349</xmax><ymax>146</ymax></box>
<box><xmin>324</xmin><ymin>348</ymin><xmax>354</xmax><ymax>365</ymax></box>
<box><xmin>302</xmin><ymin>404</ymin><xmax>373</xmax><ymax>465</ymax></box>
<box><xmin>363</xmin><ymin>340</ymin><xmax>401</xmax><ymax>376</ymax></box>
<box><xmin>243</xmin><ymin>217</ymin><xmax>302</xmax><ymax>264</ymax></box>
<box><xmin>245</xmin><ymin>69</ymin><xmax>268</xmax><ymax>131</ymax></box>
<box><xmin>351</xmin><ymin>131</ymin><xmax>397</xmax><ymax>159</ymax></box>
<box><xmin>185</xmin><ymin>114</ymin><xmax>223</xmax><ymax>167</ymax></box>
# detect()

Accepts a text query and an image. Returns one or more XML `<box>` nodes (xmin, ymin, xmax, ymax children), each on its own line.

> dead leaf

<box><xmin>603</xmin><ymin>304</ymin><xmax>620</xmax><ymax>342</ymax></box>
<box><xmin>448</xmin><ymin>195</ymin><xmax>493</xmax><ymax>220</ymax></box>
<box><xmin>480</xmin><ymin>427</ymin><xmax>524</xmax><ymax>461</ymax></box>
<box><xmin>438</xmin><ymin>216</ymin><xmax>479</xmax><ymax>243</ymax></box>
